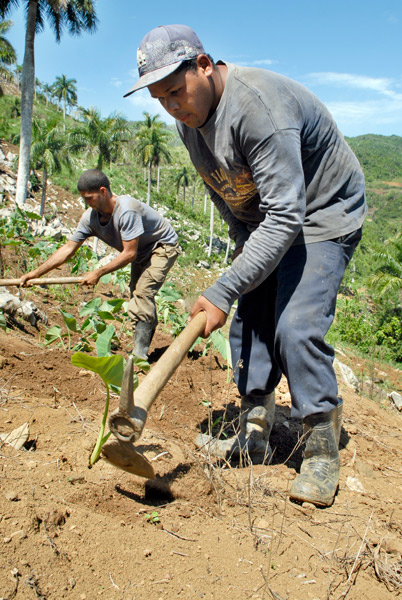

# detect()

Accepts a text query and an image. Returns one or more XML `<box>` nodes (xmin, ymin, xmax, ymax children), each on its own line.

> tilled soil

<box><xmin>0</xmin><ymin>307</ymin><xmax>401</xmax><ymax>600</ymax></box>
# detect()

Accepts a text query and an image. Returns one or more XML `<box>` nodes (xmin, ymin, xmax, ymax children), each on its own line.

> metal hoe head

<box><xmin>101</xmin><ymin>356</ymin><xmax>155</xmax><ymax>479</ymax></box>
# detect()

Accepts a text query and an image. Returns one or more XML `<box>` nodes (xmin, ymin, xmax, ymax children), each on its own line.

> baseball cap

<box><xmin>124</xmin><ymin>24</ymin><xmax>205</xmax><ymax>97</ymax></box>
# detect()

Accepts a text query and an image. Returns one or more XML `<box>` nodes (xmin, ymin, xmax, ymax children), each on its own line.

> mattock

<box><xmin>101</xmin><ymin>311</ymin><xmax>207</xmax><ymax>479</ymax></box>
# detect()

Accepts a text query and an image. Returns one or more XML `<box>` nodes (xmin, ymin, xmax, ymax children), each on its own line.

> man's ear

<box><xmin>197</xmin><ymin>54</ymin><xmax>214</xmax><ymax>77</ymax></box>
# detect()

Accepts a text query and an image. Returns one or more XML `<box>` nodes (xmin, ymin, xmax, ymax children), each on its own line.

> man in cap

<box><xmin>125</xmin><ymin>25</ymin><xmax>367</xmax><ymax>506</ymax></box>
<box><xmin>20</xmin><ymin>169</ymin><xmax>179</xmax><ymax>360</ymax></box>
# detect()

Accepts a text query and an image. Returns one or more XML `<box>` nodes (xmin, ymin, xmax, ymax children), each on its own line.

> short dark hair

<box><xmin>77</xmin><ymin>169</ymin><xmax>111</xmax><ymax>193</ymax></box>
<box><xmin>176</xmin><ymin>54</ymin><xmax>216</xmax><ymax>74</ymax></box>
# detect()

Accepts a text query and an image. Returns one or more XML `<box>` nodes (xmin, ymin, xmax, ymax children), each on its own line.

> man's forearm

<box><xmin>24</xmin><ymin>242</ymin><xmax>79</xmax><ymax>279</ymax></box>
<box><xmin>90</xmin><ymin>251</ymin><xmax>136</xmax><ymax>279</ymax></box>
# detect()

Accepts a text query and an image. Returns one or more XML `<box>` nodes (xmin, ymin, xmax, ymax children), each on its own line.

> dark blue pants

<box><xmin>229</xmin><ymin>229</ymin><xmax>362</xmax><ymax>419</ymax></box>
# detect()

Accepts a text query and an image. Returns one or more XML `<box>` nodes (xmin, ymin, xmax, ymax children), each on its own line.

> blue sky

<box><xmin>5</xmin><ymin>0</ymin><xmax>402</xmax><ymax>137</ymax></box>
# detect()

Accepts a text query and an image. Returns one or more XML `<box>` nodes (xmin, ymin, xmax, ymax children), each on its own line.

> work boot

<box><xmin>195</xmin><ymin>391</ymin><xmax>275</xmax><ymax>463</ymax></box>
<box><xmin>289</xmin><ymin>398</ymin><xmax>343</xmax><ymax>507</ymax></box>
<box><xmin>132</xmin><ymin>321</ymin><xmax>154</xmax><ymax>360</ymax></box>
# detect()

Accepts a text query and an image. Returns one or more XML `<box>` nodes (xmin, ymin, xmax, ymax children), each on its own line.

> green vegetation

<box><xmin>0</xmin><ymin>59</ymin><xmax>401</xmax><ymax>372</ymax></box>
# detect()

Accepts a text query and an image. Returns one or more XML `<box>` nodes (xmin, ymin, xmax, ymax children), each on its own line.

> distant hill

<box><xmin>346</xmin><ymin>134</ymin><xmax>402</xmax><ymax>183</ymax></box>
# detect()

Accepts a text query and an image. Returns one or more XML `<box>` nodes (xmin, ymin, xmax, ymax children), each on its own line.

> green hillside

<box><xmin>1</xmin><ymin>89</ymin><xmax>402</xmax><ymax>365</ymax></box>
<box><xmin>347</xmin><ymin>134</ymin><xmax>402</xmax><ymax>183</ymax></box>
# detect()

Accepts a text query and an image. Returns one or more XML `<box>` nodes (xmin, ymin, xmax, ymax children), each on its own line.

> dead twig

<box><xmin>162</xmin><ymin>526</ymin><xmax>197</xmax><ymax>542</ymax></box>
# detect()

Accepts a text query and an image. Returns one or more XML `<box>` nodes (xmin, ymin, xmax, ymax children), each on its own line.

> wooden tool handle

<box><xmin>135</xmin><ymin>311</ymin><xmax>207</xmax><ymax>413</ymax></box>
<box><xmin>0</xmin><ymin>277</ymin><xmax>84</xmax><ymax>286</ymax></box>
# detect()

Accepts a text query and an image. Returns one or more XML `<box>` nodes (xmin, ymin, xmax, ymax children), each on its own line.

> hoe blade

<box><xmin>101</xmin><ymin>439</ymin><xmax>155</xmax><ymax>479</ymax></box>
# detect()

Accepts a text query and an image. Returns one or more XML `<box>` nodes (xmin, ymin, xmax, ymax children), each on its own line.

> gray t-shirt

<box><xmin>70</xmin><ymin>194</ymin><xmax>177</xmax><ymax>261</ymax></box>
<box><xmin>177</xmin><ymin>62</ymin><xmax>366</xmax><ymax>314</ymax></box>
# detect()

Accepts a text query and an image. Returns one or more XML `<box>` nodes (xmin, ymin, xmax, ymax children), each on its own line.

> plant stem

<box><xmin>90</xmin><ymin>382</ymin><xmax>111</xmax><ymax>465</ymax></box>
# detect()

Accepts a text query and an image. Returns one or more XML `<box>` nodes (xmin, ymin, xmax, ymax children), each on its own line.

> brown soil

<box><xmin>0</xmin><ymin>286</ymin><xmax>401</xmax><ymax>600</ymax></box>
<box><xmin>0</xmin><ymin>162</ymin><xmax>401</xmax><ymax>599</ymax></box>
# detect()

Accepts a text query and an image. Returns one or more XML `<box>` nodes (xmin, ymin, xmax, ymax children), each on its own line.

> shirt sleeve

<box><xmin>203</xmin><ymin>126</ymin><xmax>306</xmax><ymax>314</ymax></box>
<box><xmin>69</xmin><ymin>210</ymin><xmax>93</xmax><ymax>243</ymax></box>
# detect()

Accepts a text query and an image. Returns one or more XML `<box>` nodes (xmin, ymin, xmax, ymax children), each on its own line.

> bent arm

<box><xmin>203</xmin><ymin>129</ymin><xmax>306</xmax><ymax>314</ymax></box>
<box><xmin>20</xmin><ymin>240</ymin><xmax>82</xmax><ymax>286</ymax></box>
<box><xmin>81</xmin><ymin>238</ymin><xmax>138</xmax><ymax>286</ymax></box>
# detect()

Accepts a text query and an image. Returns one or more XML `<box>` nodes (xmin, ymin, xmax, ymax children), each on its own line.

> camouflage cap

<box><xmin>124</xmin><ymin>24</ymin><xmax>205</xmax><ymax>97</ymax></box>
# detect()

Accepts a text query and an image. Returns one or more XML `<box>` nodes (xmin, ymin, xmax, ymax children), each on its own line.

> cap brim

<box><xmin>123</xmin><ymin>61</ymin><xmax>183</xmax><ymax>97</ymax></box>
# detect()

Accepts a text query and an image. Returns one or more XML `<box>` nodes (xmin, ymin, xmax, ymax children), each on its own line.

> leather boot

<box><xmin>289</xmin><ymin>398</ymin><xmax>343</xmax><ymax>507</ymax></box>
<box><xmin>133</xmin><ymin>321</ymin><xmax>154</xmax><ymax>360</ymax></box>
<box><xmin>195</xmin><ymin>391</ymin><xmax>275</xmax><ymax>463</ymax></box>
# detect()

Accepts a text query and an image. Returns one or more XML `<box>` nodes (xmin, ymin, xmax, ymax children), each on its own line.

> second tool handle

<box><xmin>134</xmin><ymin>311</ymin><xmax>207</xmax><ymax>412</ymax></box>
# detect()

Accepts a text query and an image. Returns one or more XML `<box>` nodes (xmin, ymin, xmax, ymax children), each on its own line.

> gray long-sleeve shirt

<box><xmin>177</xmin><ymin>62</ymin><xmax>366</xmax><ymax>314</ymax></box>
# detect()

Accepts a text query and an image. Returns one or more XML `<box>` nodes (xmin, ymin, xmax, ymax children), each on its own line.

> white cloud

<box><xmin>306</xmin><ymin>72</ymin><xmax>402</xmax><ymax>106</ymax></box>
<box><xmin>326</xmin><ymin>98</ymin><xmax>402</xmax><ymax>133</ymax></box>
<box><xmin>306</xmin><ymin>72</ymin><xmax>395</xmax><ymax>93</ymax></box>
<box><xmin>237</xmin><ymin>58</ymin><xmax>276</xmax><ymax>67</ymax></box>
<box><xmin>126</xmin><ymin>89</ymin><xmax>175</xmax><ymax>124</ymax></box>
<box><xmin>110</xmin><ymin>77</ymin><xmax>122</xmax><ymax>88</ymax></box>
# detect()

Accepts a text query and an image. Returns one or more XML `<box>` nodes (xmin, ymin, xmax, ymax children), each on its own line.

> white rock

<box><xmin>0</xmin><ymin>423</ymin><xmax>29</xmax><ymax>450</ymax></box>
<box><xmin>334</xmin><ymin>359</ymin><xmax>360</xmax><ymax>391</ymax></box>
<box><xmin>345</xmin><ymin>476</ymin><xmax>365</xmax><ymax>493</ymax></box>
<box><xmin>389</xmin><ymin>391</ymin><xmax>402</xmax><ymax>411</ymax></box>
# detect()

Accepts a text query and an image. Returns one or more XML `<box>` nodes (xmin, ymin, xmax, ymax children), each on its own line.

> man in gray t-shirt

<box><xmin>125</xmin><ymin>25</ymin><xmax>367</xmax><ymax>506</ymax></box>
<box><xmin>20</xmin><ymin>169</ymin><xmax>179</xmax><ymax>360</ymax></box>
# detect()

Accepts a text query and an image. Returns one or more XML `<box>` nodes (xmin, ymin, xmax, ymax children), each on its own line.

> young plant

<box><xmin>71</xmin><ymin>352</ymin><xmax>150</xmax><ymax>465</ymax></box>
<box><xmin>145</xmin><ymin>510</ymin><xmax>160</xmax><ymax>525</ymax></box>
<box><xmin>44</xmin><ymin>298</ymin><xmax>127</xmax><ymax>352</ymax></box>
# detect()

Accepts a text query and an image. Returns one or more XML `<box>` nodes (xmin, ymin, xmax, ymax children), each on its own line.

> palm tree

<box><xmin>368</xmin><ymin>234</ymin><xmax>402</xmax><ymax>302</ymax></box>
<box><xmin>69</xmin><ymin>107</ymin><xmax>131</xmax><ymax>171</ymax></box>
<box><xmin>135</xmin><ymin>113</ymin><xmax>172</xmax><ymax>204</ymax></box>
<box><xmin>0</xmin><ymin>18</ymin><xmax>17</xmax><ymax>95</ymax></box>
<box><xmin>9</xmin><ymin>95</ymin><xmax>20</xmax><ymax>116</ymax></box>
<box><xmin>52</xmin><ymin>74</ymin><xmax>77</xmax><ymax>125</ymax></box>
<box><xmin>174</xmin><ymin>166</ymin><xmax>191</xmax><ymax>204</ymax></box>
<box><xmin>30</xmin><ymin>116</ymin><xmax>72</xmax><ymax>216</ymax></box>
<box><xmin>0</xmin><ymin>0</ymin><xmax>97</xmax><ymax>207</ymax></box>
<box><xmin>14</xmin><ymin>62</ymin><xmax>22</xmax><ymax>87</ymax></box>
<box><xmin>42</xmin><ymin>82</ymin><xmax>52</xmax><ymax>106</ymax></box>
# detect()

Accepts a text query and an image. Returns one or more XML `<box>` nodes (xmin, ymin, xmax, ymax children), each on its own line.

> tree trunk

<box><xmin>207</xmin><ymin>200</ymin><xmax>214</xmax><ymax>257</ymax></box>
<box><xmin>192</xmin><ymin>182</ymin><xmax>195</xmax><ymax>210</ymax></box>
<box><xmin>157</xmin><ymin>166</ymin><xmax>160</xmax><ymax>193</ymax></box>
<box><xmin>146</xmin><ymin>162</ymin><xmax>151</xmax><ymax>205</ymax></box>
<box><xmin>15</xmin><ymin>0</ymin><xmax>38</xmax><ymax>207</ymax></box>
<box><xmin>40</xmin><ymin>166</ymin><xmax>47</xmax><ymax>217</ymax></box>
<box><xmin>63</xmin><ymin>94</ymin><xmax>66</xmax><ymax>130</ymax></box>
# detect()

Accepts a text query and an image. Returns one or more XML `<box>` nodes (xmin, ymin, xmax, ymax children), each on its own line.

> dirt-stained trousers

<box><xmin>127</xmin><ymin>243</ymin><xmax>180</xmax><ymax>325</ymax></box>
<box><xmin>229</xmin><ymin>229</ymin><xmax>362</xmax><ymax>420</ymax></box>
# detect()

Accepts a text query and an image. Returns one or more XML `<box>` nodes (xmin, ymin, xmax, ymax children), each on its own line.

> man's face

<box><xmin>80</xmin><ymin>187</ymin><xmax>109</xmax><ymax>215</ymax></box>
<box><xmin>148</xmin><ymin>61</ymin><xmax>216</xmax><ymax>128</ymax></box>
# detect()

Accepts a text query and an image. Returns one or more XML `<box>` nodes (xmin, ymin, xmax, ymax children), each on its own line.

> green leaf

<box><xmin>44</xmin><ymin>325</ymin><xmax>64</xmax><ymax>345</ymax></box>
<box><xmin>24</xmin><ymin>210</ymin><xmax>42</xmax><ymax>220</ymax></box>
<box><xmin>71</xmin><ymin>353</ymin><xmax>124</xmax><ymax>387</ymax></box>
<box><xmin>132</xmin><ymin>355</ymin><xmax>150</xmax><ymax>372</ymax></box>
<box><xmin>100</xmin><ymin>273</ymin><xmax>112</xmax><ymax>284</ymax></box>
<box><xmin>97</xmin><ymin>310</ymin><xmax>116</xmax><ymax>321</ymax></box>
<box><xmin>60</xmin><ymin>309</ymin><xmax>78</xmax><ymax>333</ymax></box>
<box><xmin>0</xmin><ymin>311</ymin><xmax>7</xmax><ymax>330</ymax></box>
<box><xmin>95</xmin><ymin>325</ymin><xmax>115</xmax><ymax>357</ymax></box>
<box><xmin>99</xmin><ymin>299</ymin><xmax>126</xmax><ymax>314</ymax></box>
<box><xmin>210</xmin><ymin>330</ymin><xmax>232</xmax><ymax>365</ymax></box>
<box><xmin>79</xmin><ymin>297</ymin><xmax>102</xmax><ymax>317</ymax></box>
